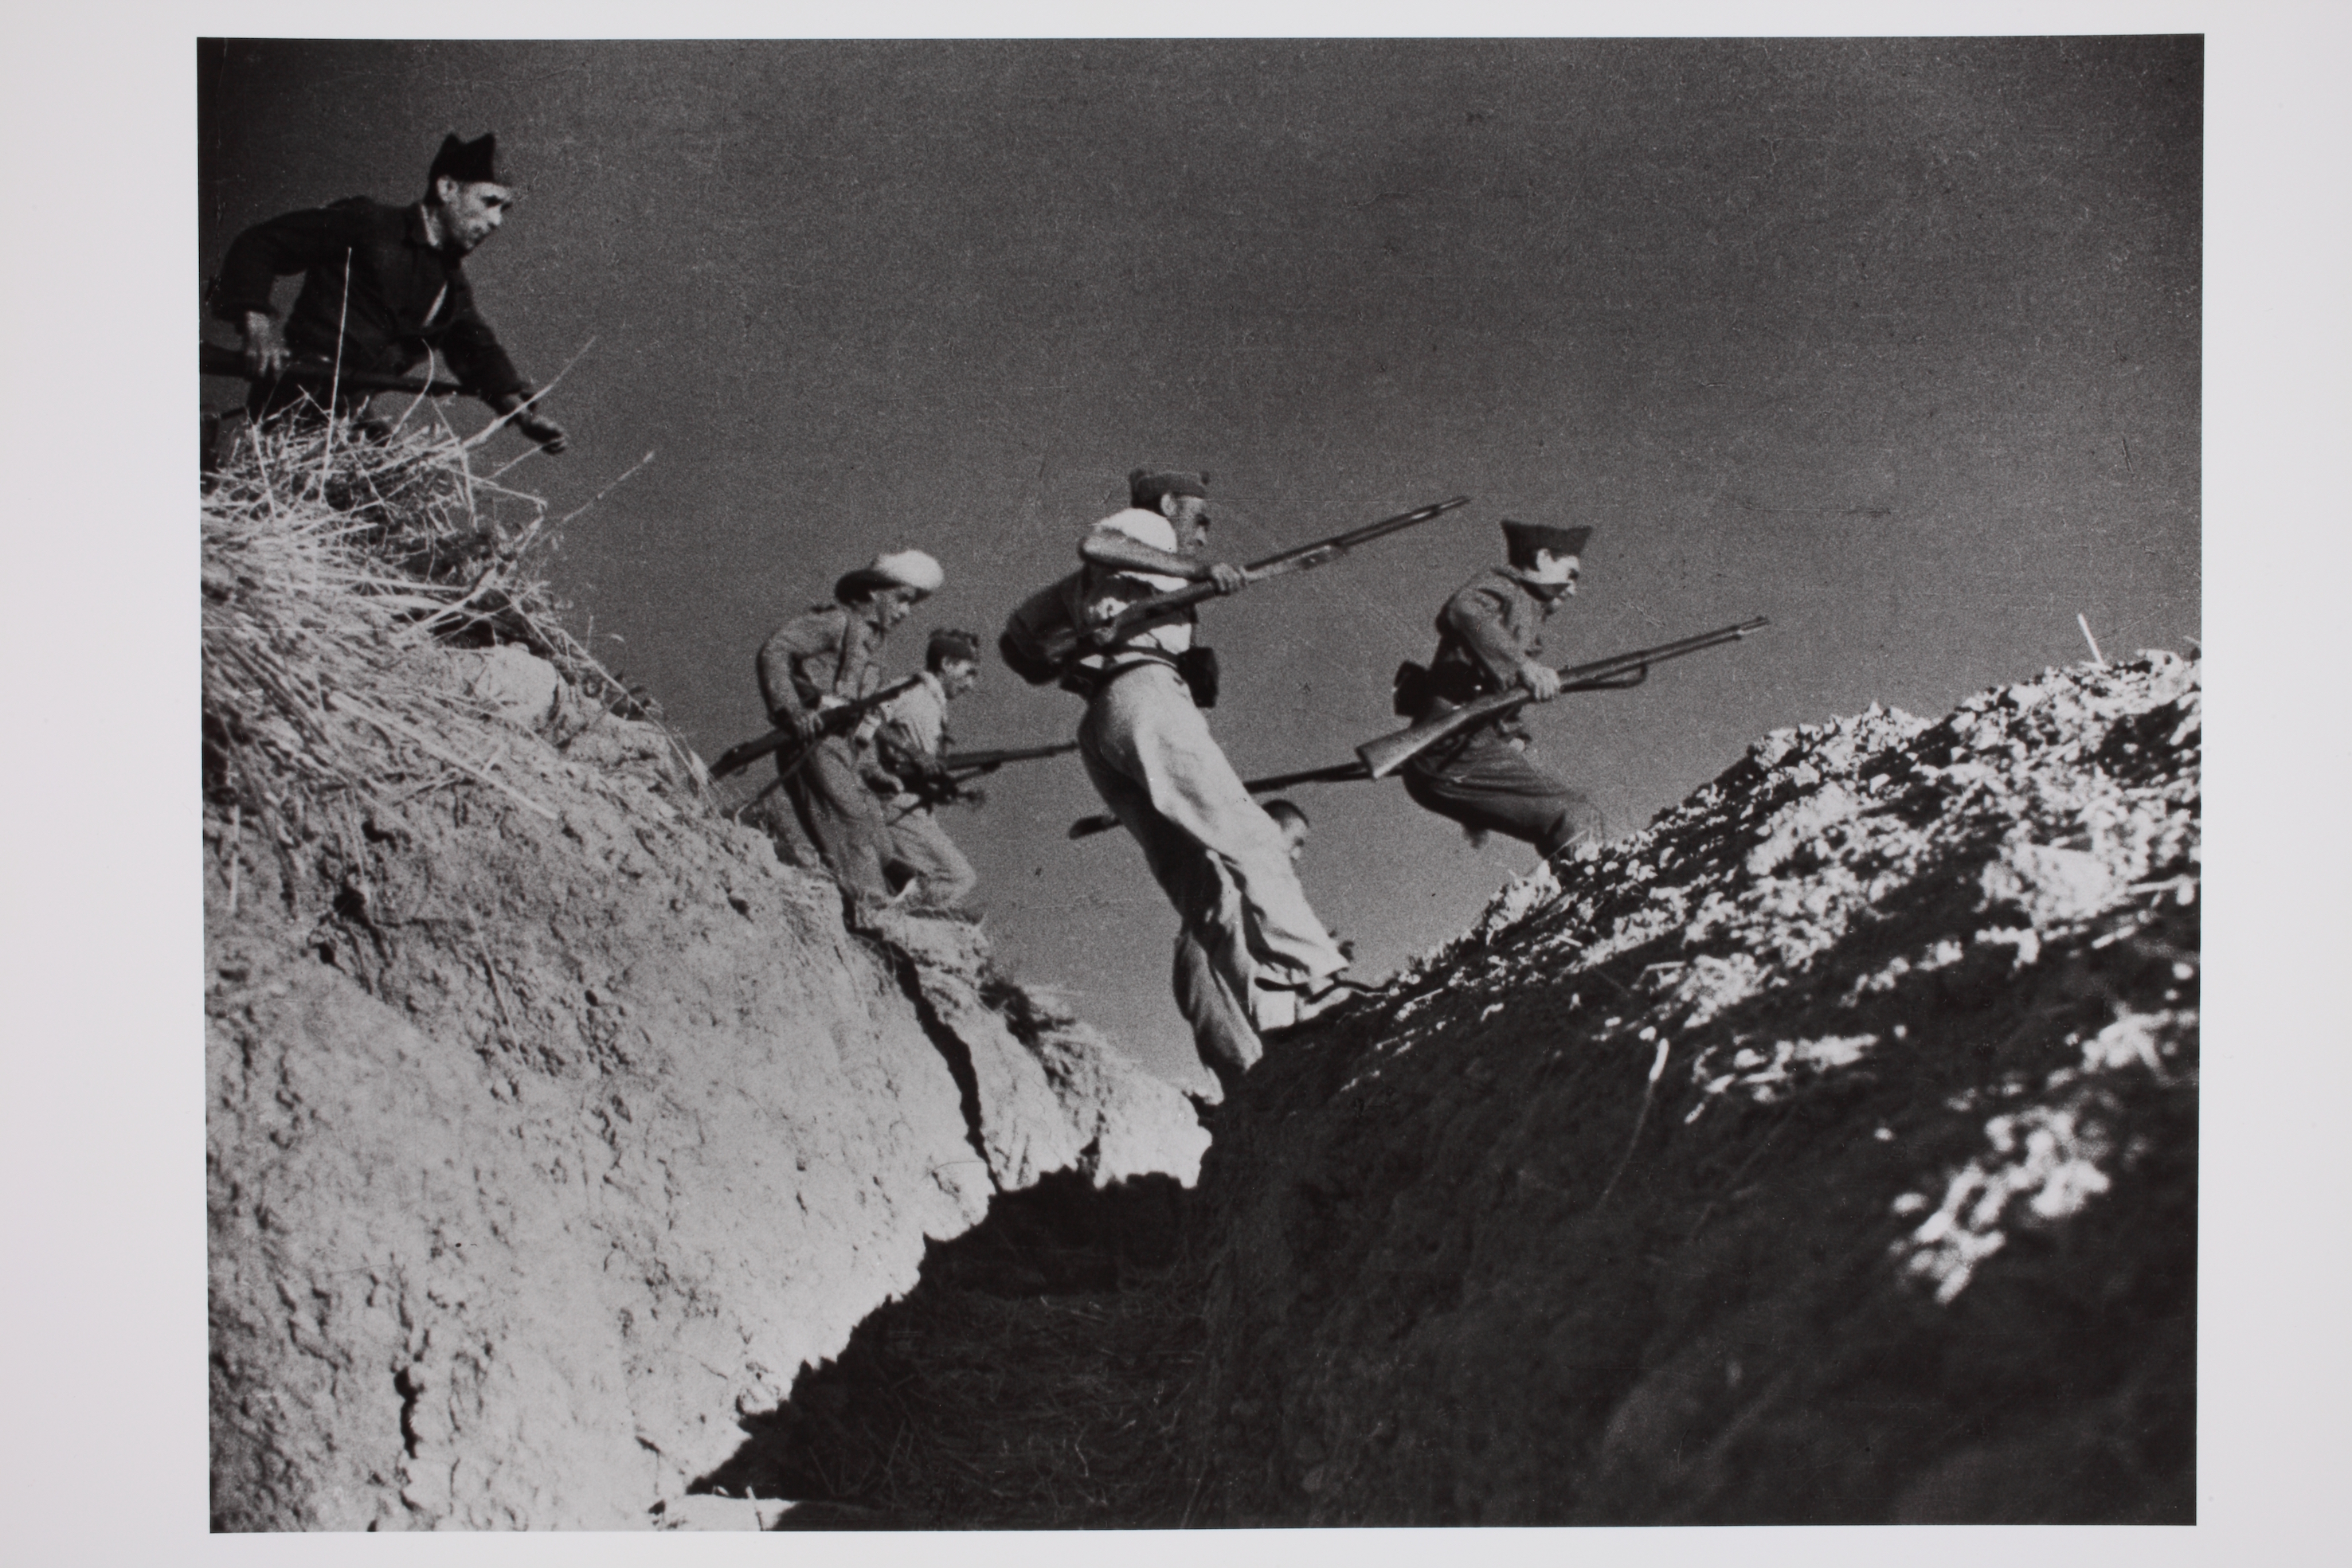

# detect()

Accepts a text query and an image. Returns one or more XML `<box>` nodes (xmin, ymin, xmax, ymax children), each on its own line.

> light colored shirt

<box><xmin>1079</xmin><ymin>507</ymin><xmax>1195</xmax><ymax>658</ymax></box>
<box><xmin>879</xmin><ymin>671</ymin><xmax>949</xmax><ymax>757</ymax></box>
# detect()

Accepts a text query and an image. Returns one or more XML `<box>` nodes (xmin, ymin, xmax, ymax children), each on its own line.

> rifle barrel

<box><xmin>1357</xmin><ymin>616</ymin><xmax>1769</xmax><ymax>779</ymax></box>
<box><xmin>710</xmin><ymin>675</ymin><xmax>924</xmax><ymax>780</ymax></box>
<box><xmin>941</xmin><ymin>741</ymin><xmax>1080</xmax><ymax>774</ymax></box>
<box><xmin>1095</xmin><ymin>495</ymin><xmax>1471</xmax><ymax>643</ymax></box>
<box><xmin>200</xmin><ymin>341</ymin><xmax>465</xmax><ymax>397</ymax></box>
<box><xmin>1068</xmin><ymin>758</ymin><xmax>1372</xmax><ymax>839</ymax></box>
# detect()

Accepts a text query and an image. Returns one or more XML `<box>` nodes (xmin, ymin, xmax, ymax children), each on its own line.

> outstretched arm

<box><xmin>436</xmin><ymin>278</ymin><xmax>564</xmax><ymax>452</ymax></box>
<box><xmin>1079</xmin><ymin>530</ymin><xmax>1246</xmax><ymax>593</ymax></box>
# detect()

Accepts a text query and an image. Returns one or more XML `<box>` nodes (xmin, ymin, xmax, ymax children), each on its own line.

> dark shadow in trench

<box><xmin>692</xmin><ymin>1167</ymin><xmax>1199</xmax><ymax>1529</ymax></box>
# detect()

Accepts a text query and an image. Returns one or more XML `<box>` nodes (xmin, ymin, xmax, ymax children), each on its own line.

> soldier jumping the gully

<box><xmin>1004</xmin><ymin>468</ymin><xmax>1356</xmax><ymax>1097</ymax></box>
<box><xmin>1392</xmin><ymin>520</ymin><xmax>1608</xmax><ymax>861</ymax></box>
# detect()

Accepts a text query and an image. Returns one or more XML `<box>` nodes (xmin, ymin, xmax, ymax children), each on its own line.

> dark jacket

<box><xmin>1415</xmin><ymin>565</ymin><xmax>1568</xmax><ymax>741</ymax></box>
<box><xmin>211</xmin><ymin>197</ymin><xmax>525</xmax><ymax>398</ymax></box>
<box><xmin>757</xmin><ymin>604</ymin><xmax>891</xmax><ymax>725</ymax></box>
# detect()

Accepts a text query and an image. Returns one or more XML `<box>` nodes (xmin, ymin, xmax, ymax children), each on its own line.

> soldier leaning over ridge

<box><xmin>869</xmin><ymin>628</ymin><xmax>986</xmax><ymax>912</ymax></box>
<box><xmin>210</xmin><ymin>131</ymin><xmax>568</xmax><ymax>452</ymax></box>
<box><xmin>757</xmin><ymin>550</ymin><xmax>944</xmax><ymax>909</ymax></box>
<box><xmin>1397</xmin><ymin>519</ymin><xmax>1607</xmax><ymax>859</ymax></box>
<box><xmin>1047</xmin><ymin>468</ymin><xmax>1354</xmax><ymax>1097</ymax></box>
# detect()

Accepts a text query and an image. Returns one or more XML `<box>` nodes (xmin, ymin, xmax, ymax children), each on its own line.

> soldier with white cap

<box><xmin>1396</xmin><ymin>520</ymin><xmax>1607</xmax><ymax>858</ymax></box>
<box><xmin>1058</xmin><ymin>468</ymin><xmax>1354</xmax><ymax>1096</ymax></box>
<box><xmin>756</xmin><ymin>549</ymin><xmax>944</xmax><ymax>905</ymax></box>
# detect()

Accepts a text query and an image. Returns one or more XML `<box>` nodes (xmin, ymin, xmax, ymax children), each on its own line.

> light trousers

<box><xmin>1078</xmin><ymin>662</ymin><xmax>1345</xmax><ymax>1080</ymax></box>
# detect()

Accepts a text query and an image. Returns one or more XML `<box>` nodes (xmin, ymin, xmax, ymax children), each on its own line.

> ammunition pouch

<box><xmin>1176</xmin><ymin>646</ymin><xmax>1220</xmax><ymax>710</ymax></box>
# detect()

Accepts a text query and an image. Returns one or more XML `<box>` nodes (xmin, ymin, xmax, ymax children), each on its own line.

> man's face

<box><xmin>1526</xmin><ymin>550</ymin><xmax>1583</xmax><ymax>594</ymax></box>
<box><xmin>1163</xmin><ymin>493</ymin><xmax>1214</xmax><ymax>554</ymax></box>
<box><xmin>938</xmin><ymin>657</ymin><xmax>980</xmax><ymax>699</ymax></box>
<box><xmin>877</xmin><ymin>588</ymin><xmax>923</xmax><ymax>630</ymax></box>
<box><xmin>433</xmin><ymin>178</ymin><xmax>515</xmax><ymax>254</ymax></box>
<box><xmin>1278</xmin><ymin>816</ymin><xmax>1310</xmax><ymax>864</ymax></box>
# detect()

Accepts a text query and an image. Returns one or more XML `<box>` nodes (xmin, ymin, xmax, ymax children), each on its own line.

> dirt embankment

<box><xmin>203</xmin><ymin>425</ymin><xmax>1204</xmax><ymax>1531</ymax></box>
<box><xmin>1180</xmin><ymin>652</ymin><xmax>2198</xmax><ymax>1524</ymax></box>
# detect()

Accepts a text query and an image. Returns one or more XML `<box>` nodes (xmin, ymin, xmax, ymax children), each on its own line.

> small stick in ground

<box><xmin>2078</xmin><ymin>612</ymin><xmax>2107</xmax><ymax>667</ymax></box>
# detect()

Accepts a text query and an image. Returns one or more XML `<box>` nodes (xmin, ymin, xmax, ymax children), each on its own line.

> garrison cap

<box><xmin>835</xmin><ymin>548</ymin><xmax>945</xmax><ymax>604</ymax></box>
<box><xmin>1501</xmin><ymin>519</ymin><xmax>1592</xmax><ymax>566</ymax></box>
<box><xmin>428</xmin><ymin>132</ymin><xmax>503</xmax><ymax>188</ymax></box>
<box><xmin>926</xmin><ymin>628</ymin><xmax>982</xmax><ymax>667</ymax></box>
<box><xmin>1129</xmin><ymin>468</ymin><xmax>1211</xmax><ymax>510</ymax></box>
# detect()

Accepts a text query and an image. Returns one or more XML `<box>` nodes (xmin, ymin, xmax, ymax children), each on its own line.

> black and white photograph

<box><xmin>13</xmin><ymin>8</ymin><xmax>2346</xmax><ymax>1556</ymax></box>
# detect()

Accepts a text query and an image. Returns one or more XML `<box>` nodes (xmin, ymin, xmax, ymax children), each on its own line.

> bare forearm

<box><xmin>1078</xmin><ymin>534</ymin><xmax>1215</xmax><ymax>581</ymax></box>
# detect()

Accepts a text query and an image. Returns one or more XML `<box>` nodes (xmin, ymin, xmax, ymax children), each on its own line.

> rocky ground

<box><xmin>1178</xmin><ymin>650</ymin><xmax>2199</xmax><ymax>1524</ymax></box>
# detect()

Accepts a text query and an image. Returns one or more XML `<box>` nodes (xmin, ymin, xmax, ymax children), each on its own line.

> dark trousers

<box><xmin>1403</xmin><ymin>729</ymin><xmax>1605</xmax><ymax>857</ymax></box>
<box><xmin>782</xmin><ymin>737</ymin><xmax>893</xmax><ymax>901</ymax></box>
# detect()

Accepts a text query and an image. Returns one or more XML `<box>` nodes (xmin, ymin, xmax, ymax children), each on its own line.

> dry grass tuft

<box><xmin>202</xmin><ymin>406</ymin><xmax>681</xmax><ymax>909</ymax></box>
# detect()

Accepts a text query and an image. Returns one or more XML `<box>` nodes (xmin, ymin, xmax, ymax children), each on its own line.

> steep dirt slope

<box><xmin>1182</xmin><ymin>652</ymin><xmax>2198</xmax><ymax>1524</ymax></box>
<box><xmin>203</xmin><ymin>426</ymin><xmax>1204</xmax><ymax>1531</ymax></box>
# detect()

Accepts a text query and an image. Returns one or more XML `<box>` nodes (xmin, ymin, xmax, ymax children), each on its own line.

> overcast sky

<box><xmin>200</xmin><ymin>37</ymin><xmax>2201</xmax><ymax>1086</ymax></box>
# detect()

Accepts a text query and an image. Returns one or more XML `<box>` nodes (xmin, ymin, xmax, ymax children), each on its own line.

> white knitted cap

<box><xmin>871</xmin><ymin>549</ymin><xmax>945</xmax><ymax>594</ymax></box>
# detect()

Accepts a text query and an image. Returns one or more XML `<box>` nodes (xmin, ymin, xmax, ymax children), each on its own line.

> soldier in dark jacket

<box><xmin>756</xmin><ymin>550</ymin><xmax>944</xmax><ymax>906</ymax></box>
<box><xmin>1399</xmin><ymin>520</ymin><xmax>1606</xmax><ymax>858</ymax></box>
<box><xmin>210</xmin><ymin>131</ymin><xmax>567</xmax><ymax>451</ymax></box>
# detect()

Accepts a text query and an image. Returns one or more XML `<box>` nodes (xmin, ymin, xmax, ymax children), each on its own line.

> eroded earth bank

<box><xmin>203</xmin><ymin>424</ymin><xmax>1204</xmax><ymax>1530</ymax></box>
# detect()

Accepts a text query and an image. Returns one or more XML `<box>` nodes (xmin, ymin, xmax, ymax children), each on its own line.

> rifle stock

<box><xmin>1356</xmin><ymin>617</ymin><xmax>1769</xmax><ymax>778</ymax></box>
<box><xmin>1068</xmin><ymin>759</ymin><xmax>1371</xmax><ymax>840</ymax></box>
<box><xmin>710</xmin><ymin>675</ymin><xmax>924</xmax><ymax>780</ymax></box>
<box><xmin>201</xmin><ymin>341</ymin><xmax>467</xmax><ymax>397</ymax></box>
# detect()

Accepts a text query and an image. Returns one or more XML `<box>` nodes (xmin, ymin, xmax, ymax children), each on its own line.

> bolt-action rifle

<box><xmin>1356</xmin><ymin>617</ymin><xmax>1771</xmax><ymax>778</ymax></box>
<box><xmin>1067</xmin><ymin>760</ymin><xmax>1371</xmax><ymax>840</ymax></box>
<box><xmin>1023</xmin><ymin>495</ymin><xmax>1473</xmax><ymax>672</ymax></box>
<box><xmin>201</xmin><ymin>341</ymin><xmax>468</xmax><ymax>398</ymax></box>
<box><xmin>905</xmin><ymin>741</ymin><xmax>1082</xmax><ymax>809</ymax></box>
<box><xmin>709</xmin><ymin>675</ymin><xmax>926</xmax><ymax>781</ymax></box>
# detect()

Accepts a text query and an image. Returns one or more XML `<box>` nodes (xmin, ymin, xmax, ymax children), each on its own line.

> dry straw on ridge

<box><xmin>202</xmin><ymin>403</ymin><xmax>671</xmax><ymax>904</ymax></box>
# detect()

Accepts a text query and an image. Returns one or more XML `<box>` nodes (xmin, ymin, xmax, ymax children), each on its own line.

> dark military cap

<box><xmin>1129</xmin><ymin>468</ymin><xmax>1211</xmax><ymax>510</ymax></box>
<box><xmin>926</xmin><ymin>628</ymin><xmax>983</xmax><ymax>667</ymax></box>
<box><xmin>1501</xmin><ymin>519</ymin><xmax>1591</xmax><ymax>567</ymax></box>
<box><xmin>428</xmin><ymin>132</ymin><xmax>502</xmax><ymax>188</ymax></box>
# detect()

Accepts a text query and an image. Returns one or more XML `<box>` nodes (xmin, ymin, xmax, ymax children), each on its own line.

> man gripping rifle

<box><xmin>1011</xmin><ymin>467</ymin><xmax>1358</xmax><ymax>1097</ymax></box>
<box><xmin>753</xmin><ymin>550</ymin><xmax>943</xmax><ymax>910</ymax></box>
<box><xmin>1390</xmin><ymin>519</ymin><xmax>1609</xmax><ymax>862</ymax></box>
<box><xmin>867</xmin><ymin>628</ymin><xmax>988</xmax><ymax>911</ymax></box>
